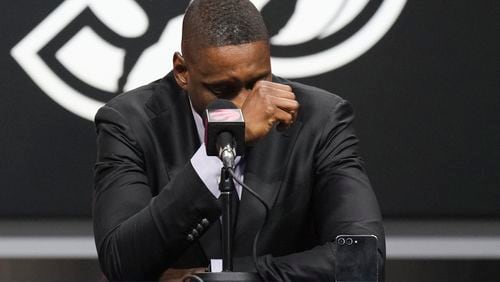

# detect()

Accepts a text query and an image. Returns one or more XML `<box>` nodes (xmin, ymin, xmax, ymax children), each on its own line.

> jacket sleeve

<box><xmin>93</xmin><ymin>105</ymin><xmax>221</xmax><ymax>281</ymax></box>
<box><xmin>234</xmin><ymin>100</ymin><xmax>386</xmax><ymax>281</ymax></box>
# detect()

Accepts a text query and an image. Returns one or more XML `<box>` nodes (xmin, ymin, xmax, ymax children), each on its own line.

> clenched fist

<box><xmin>240</xmin><ymin>80</ymin><xmax>299</xmax><ymax>143</ymax></box>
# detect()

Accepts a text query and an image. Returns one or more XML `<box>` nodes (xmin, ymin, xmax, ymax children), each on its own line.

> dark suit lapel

<box><xmin>233</xmin><ymin>122</ymin><xmax>302</xmax><ymax>256</ymax></box>
<box><xmin>146</xmin><ymin>74</ymin><xmax>222</xmax><ymax>260</ymax></box>
<box><xmin>146</xmin><ymin>74</ymin><xmax>201</xmax><ymax>180</ymax></box>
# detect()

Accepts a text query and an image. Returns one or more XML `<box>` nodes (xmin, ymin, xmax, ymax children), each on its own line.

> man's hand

<box><xmin>159</xmin><ymin>267</ymin><xmax>207</xmax><ymax>282</ymax></box>
<box><xmin>241</xmin><ymin>80</ymin><xmax>299</xmax><ymax>143</ymax></box>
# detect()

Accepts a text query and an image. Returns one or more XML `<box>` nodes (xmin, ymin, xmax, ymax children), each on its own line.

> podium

<box><xmin>191</xmin><ymin>272</ymin><xmax>262</xmax><ymax>281</ymax></box>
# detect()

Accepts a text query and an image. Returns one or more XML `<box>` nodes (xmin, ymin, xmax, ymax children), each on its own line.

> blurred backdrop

<box><xmin>1</xmin><ymin>0</ymin><xmax>499</xmax><ymax>281</ymax></box>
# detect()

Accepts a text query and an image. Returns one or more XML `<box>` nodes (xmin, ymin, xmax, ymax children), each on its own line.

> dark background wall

<box><xmin>1</xmin><ymin>0</ymin><xmax>498</xmax><ymax>219</ymax></box>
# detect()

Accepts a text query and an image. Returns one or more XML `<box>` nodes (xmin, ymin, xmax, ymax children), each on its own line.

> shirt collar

<box><xmin>188</xmin><ymin>98</ymin><xmax>205</xmax><ymax>144</ymax></box>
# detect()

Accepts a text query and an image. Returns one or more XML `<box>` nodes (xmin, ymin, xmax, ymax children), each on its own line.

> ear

<box><xmin>173</xmin><ymin>52</ymin><xmax>189</xmax><ymax>90</ymax></box>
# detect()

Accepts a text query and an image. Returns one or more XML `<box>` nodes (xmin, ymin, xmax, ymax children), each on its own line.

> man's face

<box><xmin>173</xmin><ymin>40</ymin><xmax>272</xmax><ymax>115</ymax></box>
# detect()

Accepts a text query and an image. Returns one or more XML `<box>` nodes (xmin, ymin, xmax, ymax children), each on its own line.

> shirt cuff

<box><xmin>191</xmin><ymin>144</ymin><xmax>223</xmax><ymax>198</ymax></box>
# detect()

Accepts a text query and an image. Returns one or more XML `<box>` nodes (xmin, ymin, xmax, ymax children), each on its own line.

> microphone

<box><xmin>204</xmin><ymin>99</ymin><xmax>245</xmax><ymax>168</ymax></box>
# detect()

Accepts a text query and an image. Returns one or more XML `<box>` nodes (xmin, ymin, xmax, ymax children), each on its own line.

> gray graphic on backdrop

<box><xmin>11</xmin><ymin>0</ymin><xmax>406</xmax><ymax>121</ymax></box>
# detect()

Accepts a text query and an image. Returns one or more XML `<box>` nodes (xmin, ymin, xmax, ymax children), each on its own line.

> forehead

<box><xmin>188</xmin><ymin>41</ymin><xmax>270</xmax><ymax>82</ymax></box>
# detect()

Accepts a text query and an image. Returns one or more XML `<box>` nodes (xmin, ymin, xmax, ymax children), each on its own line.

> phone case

<box><xmin>335</xmin><ymin>234</ymin><xmax>378</xmax><ymax>282</ymax></box>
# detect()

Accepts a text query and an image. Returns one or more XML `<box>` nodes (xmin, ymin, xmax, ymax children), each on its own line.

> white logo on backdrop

<box><xmin>11</xmin><ymin>0</ymin><xmax>406</xmax><ymax>121</ymax></box>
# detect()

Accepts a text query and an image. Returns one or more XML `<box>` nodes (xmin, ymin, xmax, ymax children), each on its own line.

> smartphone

<box><xmin>335</xmin><ymin>234</ymin><xmax>378</xmax><ymax>282</ymax></box>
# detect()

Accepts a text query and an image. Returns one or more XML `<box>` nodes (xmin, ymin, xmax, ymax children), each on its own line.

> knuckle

<box><xmin>254</xmin><ymin>80</ymin><xmax>267</xmax><ymax>87</ymax></box>
<box><xmin>253</xmin><ymin>81</ymin><xmax>263</xmax><ymax>90</ymax></box>
<box><xmin>265</xmin><ymin>94</ymin><xmax>274</xmax><ymax>104</ymax></box>
<box><xmin>256</xmin><ymin>86</ymin><xmax>269</xmax><ymax>97</ymax></box>
<box><xmin>254</xmin><ymin>80</ymin><xmax>270</xmax><ymax>90</ymax></box>
<box><xmin>265</xmin><ymin>105</ymin><xmax>275</xmax><ymax>114</ymax></box>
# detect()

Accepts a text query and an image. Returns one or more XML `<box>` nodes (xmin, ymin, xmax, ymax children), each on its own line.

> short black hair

<box><xmin>182</xmin><ymin>0</ymin><xmax>269</xmax><ymax>54</ymax></box>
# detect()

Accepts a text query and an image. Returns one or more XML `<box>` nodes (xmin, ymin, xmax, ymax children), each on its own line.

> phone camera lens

<box><xmin>346</xmin><ymin>238</ymin><xmax>353</xmax><ymax>245</ymax></box>
<box><xmin>338</xmin><ymin>238</ymin><xmax>345</xmax><ymax>245</ymax></box>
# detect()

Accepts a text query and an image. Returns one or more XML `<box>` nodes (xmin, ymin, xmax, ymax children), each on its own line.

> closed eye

<box><xmin>206</xmin><ymin>83</ymin><xmax>240</xmax><ymax>98</ymax></box>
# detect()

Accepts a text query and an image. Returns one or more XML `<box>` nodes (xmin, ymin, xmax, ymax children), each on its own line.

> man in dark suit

<box><xmin>93</xmin><ymin>0</ymin><xmax>385</xmax><ymax>281</ymax></box>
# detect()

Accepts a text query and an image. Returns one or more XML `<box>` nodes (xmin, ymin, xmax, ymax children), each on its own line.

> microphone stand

<box><xmin>219</xmin><ymin>165</ymin><xmax>235</xmax><ymax>271</ymax></box>
<box><xmin>193</xmin><ymin>146</ymin><xmax>261</xmax><ymax>281</ymax></box>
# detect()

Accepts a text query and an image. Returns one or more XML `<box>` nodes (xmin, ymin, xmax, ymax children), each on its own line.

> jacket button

<box><xmin>187</xmin><ymin>234</ymin><xmax>194</xmax><ymax>241</ymax></box>
<box><xmin>201</xmin><ymin>218</ymin><xmax>210</xmax><ymax>227</ymax></box>
<box><xmin>192</xmin><ymin>229</ymin><xmax>199</xmax><ymax>237</ymax></box>
<box><xmin>196</xmin><ymin>224</ymin><xmax>204</xmax><ymax>232</ymax></box>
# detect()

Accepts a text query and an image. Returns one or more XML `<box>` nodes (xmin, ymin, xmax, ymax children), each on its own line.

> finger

<box><xmin>270</xmin><ymin>95</ymin><xmax>300</xmax><ymax>113</ymax></box>
<box><xmin>255</xmin><ymin>80</ymin><xmax>293</xmax><ymax>93</ymax></box>
<box><xmin>267</xmin><ymin>87</ymin><xmax>296</xmax><ymax>100</ymax></box>
<box><xmin>273</xmin><ymin>107</ymin><xmax>294</xmax><ymax>125</ymax></box>
<box><xmin>291</xmin><ymin>109</ymin><xmax>298</xmax><ymax>122</ymax></box>
<box><xmin>275</xmin><ymin>108</ymin><xmax>295</xmax><ymax>132</ymax></box>
<box><xmin>288</xmin><ymin>109</ymin><xmax>298</xmax><ymax>124</ymax></box>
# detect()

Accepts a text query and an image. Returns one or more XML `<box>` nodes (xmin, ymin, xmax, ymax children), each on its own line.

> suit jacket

<box><xmin>93</xmin><ymin>72</ymin><xmax>385</xmax><ymax>281</ymax></box>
